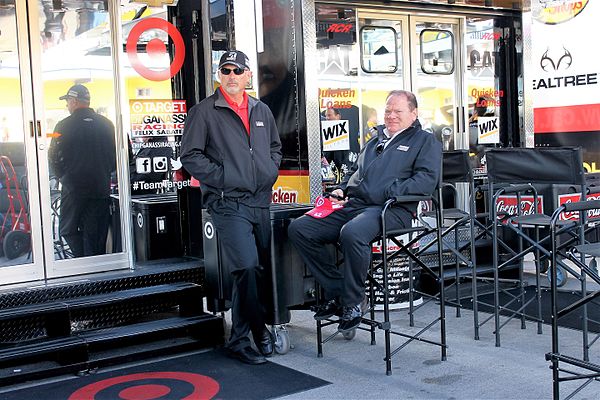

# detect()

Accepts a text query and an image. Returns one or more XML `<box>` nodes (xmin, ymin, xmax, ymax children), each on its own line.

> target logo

<box><xmin>68</xmin><ymin>372</ymin><xmax>220</xmax><ymax>400</ymax></box>
<box><xmin>126</xmin><ymin>18</ymin><xmax>185</xmax><ymax>81</ymax></box>
<box><xmin>204</xmin><ymin>222</ymin><xmax>214</xmax><ymax>240</ymax></box>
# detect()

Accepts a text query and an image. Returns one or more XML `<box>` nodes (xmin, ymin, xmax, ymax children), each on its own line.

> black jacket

<box><xmin>48</xmin><ymin>108</ymin><xmax>116</xmax><ymax>198</ymax></box>
<box><xmin>180</xmin><ymin>89</ymin><xmax>282</xmax><ymax>208</ymax></box>
<box><xmin>339</xmin><ymin>120</ymin><xmax>442</xmax><ymax>213</ymax></box>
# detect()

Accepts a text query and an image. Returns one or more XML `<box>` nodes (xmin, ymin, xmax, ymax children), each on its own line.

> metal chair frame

<box><xmin>315</xmin><ymin>192</ymin><xmax>447</xmax><ymax>375</ymax></box>
<box><xmin>485</xmin><ymin>147</ymin><xmax>587</xmax><ymax>347</ymax></box>
<box><xmin>548</xmin><ymin>199</ymin><xmax>600</xmax><ymax>400</ymax></box>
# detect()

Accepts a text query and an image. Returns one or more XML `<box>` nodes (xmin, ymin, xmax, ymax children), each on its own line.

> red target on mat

<box><xmin>67</xmin><ymin>372</ymin><xmax>220</xmax><ymax>400</ymax></box>
<box><xmin>126</xmin><ymin>18</ymin><xmax>186</xmax><ymax>81</ymax></box>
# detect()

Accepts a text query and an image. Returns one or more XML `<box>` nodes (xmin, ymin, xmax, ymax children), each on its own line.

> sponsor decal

<box><xmin>532</xmin><ymin>47</ymin><xmax>598</xmax><ymax>91</ymax></box>
<box><xmin>272</xmin><ymin>174</ymin><xmax>310</xmax><ymax>204</ymax></box>
<box><xmin>271</xmin><ymin>186</ymin><xmax>298</xmax><ymax>204</ymax></box>
<box><xmin>319</xmin><ymin>88</ymin><xmax>356</xmax><ymax>109</ymax></box>
<box><xmin>126</xmin><ymin>18</ymin><xmax>185</xmax><ymax>81</ymax></box>
<box><xmin>131</xmin><ymin>179</ymin><xmax>191</xmax><ymax>191</ymax></box>
<box><xmin>131</xmin><ymin>140</ymin><xmax>180</xmax><ymax>150</ymax></box>
<box><xmin>326</xmin><ymin>23</ymin><xmax>353</xmax><ymax>33</ymax></box>
<box><xmin>496</xmin><ymin>195</ymin><xmax>544</xmax><ymax>223</ymax></box>
<box><xmin>321</xmin><ymin>120</ymin><xmax>350</xmax><ymax>151</ymax></box>
<box><xmin>204</xmin><ymin>221</ymin><xmax>215</xmax><ymax>239</ymax></box>
<box><xmin>135</xmin><ymin>156</ymin><xmax>175</xmax><ymax>173</ymax></box>
<box><xmin>540</xmin><ymin>47</ymin><xmax>572</xmax><ymax>72</ymax></box>
<box><xmin>557</xmin><ymin>192</ymin><xmax>600</xmax><ymax>221</ymax></box>
<box><xmin>477</xmin><ymin>117</ymin><xmax>500</xmax><ymax>144</ymax></box>
<box><xmin>533</xmin><ymin>0</ymin><xmax>589</xmax><ymax>25</ymax></box>
<box><xmin>130</xmin><ymin>99</ymin><xmax>187</xmax><ymax>137</ymax></box>
<box><xmin>471</xmin><ymin>88</ymin><xmax>503</xmax><ymax>107</ymax></box>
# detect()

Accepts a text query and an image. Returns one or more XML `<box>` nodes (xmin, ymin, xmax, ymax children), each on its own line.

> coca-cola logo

<box><xmin>496</xmin><ymin>195</ymin><xmax>543</xmax><ymax>221</ymax></box>
<box><xmin>558</xmin><ymin>193</ymin><xmax>600</xmax><ymax>221</ymax></box>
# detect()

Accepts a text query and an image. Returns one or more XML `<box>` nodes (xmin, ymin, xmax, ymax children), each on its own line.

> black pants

<box><xmin>59</xmin><ymin>192</ymin><xmax>110</xmax><ymax>257</ymax></box>
<box><xmin>209</xmin><ymin>200</ymin><xmax>271</xmax><ymax>351</ymax></box>
<box><xmin>288</xmin><ymin>201</ymin><xmax>411</xmax><ymax>306</ymax></box>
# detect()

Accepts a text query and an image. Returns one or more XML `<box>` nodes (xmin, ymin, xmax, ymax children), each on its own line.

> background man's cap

<box><xmin>306</xmin><ymin>195</ymin><xmax>344</xmax><ymax>219</ymax></box>
<box><xmin>59</xmin><ymin>84</ymin><xmax>90</xmax><ymax>102</ymax></box>
<box><xmin>218</xmin><ymin>50</ymin><xmax>250</xmax><ymax>70</ymax></box>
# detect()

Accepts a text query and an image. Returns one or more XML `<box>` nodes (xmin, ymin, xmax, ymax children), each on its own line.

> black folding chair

<box><xmin>315</xmin><ymin>188</ymin><xmax>447</xmax><ymax>375</ymax></box>
<box><xmin>485</xmin><ymin>147</ymin><xmax>586</xmax><ymax>347</ymax></box>
<box><xmin>417</xmin><ymin>150</ymin><xmax>479</xmax><ymax>335</ymax></box>
<box><xmin>548</xmin><ymin>199</ymin><xmax>600</xmax><ymax>400</ymax></box>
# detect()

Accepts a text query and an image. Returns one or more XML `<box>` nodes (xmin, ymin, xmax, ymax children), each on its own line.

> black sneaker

<box><xmin>314</xmin><ymin>299</ymin><xmax>342</xmax><ymax>320</ymax></box>
<box><xmin>338</xmin><ymin>304</ymin><xmax>362</xmax><ymax>333</ymax></box>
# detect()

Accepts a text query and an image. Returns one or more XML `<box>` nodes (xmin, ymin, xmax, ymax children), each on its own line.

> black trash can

<box><xmin>131</xmin><ymin>194</ymin><xmax>182</xmax><ymax>262</ymax></box>
<box><xmin>202</xmin><ymin>203</ymin><xmax>314</xmax><ymax>325</ymax></box>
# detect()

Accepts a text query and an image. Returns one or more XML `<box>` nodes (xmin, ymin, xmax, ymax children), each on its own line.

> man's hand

<box><xmin>329</xmin><ymin>189</ymin><xmax>347</xmax><ymax>206</ymax></box>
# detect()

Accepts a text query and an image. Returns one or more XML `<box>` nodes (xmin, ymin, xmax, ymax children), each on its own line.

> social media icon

<box><xmin>136</xmin><ymin>157</ymin><xmax>151</xmax><ymax>173</ymax></box>
<box><xmin>153</xmin><ymin>156</ymin><xmax>168</xmax><ymax>172</ymax></box>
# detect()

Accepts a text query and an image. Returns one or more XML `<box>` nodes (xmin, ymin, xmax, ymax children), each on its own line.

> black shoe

<box><xmin>314</xmin><ymin>299</ymin><xmax>342</xmax><ymax>320</ymax></box>
<box><xmin>227</xmin><ymin>346</ymin><xmax>267</xmax><ymax>365</ymax></box>
<box><xmin>254</xmin><ymin>328</ymin><xmax>274</xmax><ymax>357</ymax></box>
<box><xmin>338</xmin><ymin>304</ymin><xmax>362</xmax><ymax>333</ymax></box>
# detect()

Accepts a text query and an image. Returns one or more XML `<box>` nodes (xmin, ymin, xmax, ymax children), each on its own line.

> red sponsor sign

<box><xmin>557</xmin><ymin>192</ymin><xmax>600</xmax><ymax>221</ymax></box>
<box><xmin>495</xmin><ymin>195</ymin><xmax>543</xmax><ymax>222</ymax></box>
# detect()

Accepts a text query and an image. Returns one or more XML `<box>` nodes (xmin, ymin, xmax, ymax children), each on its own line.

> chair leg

<box><xmin>493</xmin><ymin>219</ymin><xmax>501</xmax><ymax>347</ymax></box>
<box><xmin>369</xmin><ymin>264</ymin><xmax>376</xmax><ymax>346</ymax></box>
<box><xmin>382</xmin><ymin>246</ymin><xmax>392</xmax><ymax>375</ymax></box>
<box><xmin>409</xmin><ymin>259</ymin><xmax>415</xmax><ymax>327</ymax></box>
<box><xmin>454</xmin><ymin>232</ymin><xmax>461</xmax><ymax>318</ymax></box>
<box><xmin>316</xmin><ymin>319</ymin><xmax>323</xmax><ymax>358</ymax></box>
<box><xmin>439</xmin><ymin>251</ymin><xmax>447</xmax><ymax>361</ymax></box>
<box><xmin>534</xmin><ymin>229</ymin><xmax>543</xmax><ymax>335</ymax></box>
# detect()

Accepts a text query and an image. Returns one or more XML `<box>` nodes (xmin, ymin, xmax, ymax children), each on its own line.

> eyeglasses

<box><xmin>220</xmin><ymin>67</ymin><xmax>246</xmax><ymax>76</ymax></box>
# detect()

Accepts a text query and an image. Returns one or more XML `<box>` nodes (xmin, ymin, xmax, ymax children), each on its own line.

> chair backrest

<box><xmin>485</xmin><ymin>147</ymin><xmax>585</xmax><ymax>185</ymax></box>
<box><xmin>442</xmin><ymin>150</ymin><xmax>472</xmax><ymax>183</ymax></box>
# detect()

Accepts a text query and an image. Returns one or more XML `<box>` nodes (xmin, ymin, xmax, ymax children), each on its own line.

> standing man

<box><xmin>180</xmin><ymin>50</ymin><xmax>282</xmax><ymax>365</ymax></box>
<box><xmin>49</xmin><ymin>84</ymin><xmax>116</xmax><ymax>257</ymax></box>
<box><xmin>289</xmin><ymin>90</ymin><xmax>441</xmax><ymax>333</ymax></box>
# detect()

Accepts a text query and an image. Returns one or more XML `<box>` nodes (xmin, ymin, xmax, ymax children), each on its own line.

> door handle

<box><xmin>36</xmin><ymin>120</ymin><xmax>42</xmax><ymax>137</ymax></box>
<box><xmin>29</xmin><ymin>121</ymin><xmax>35</xmax><ymax>138</ymax></box>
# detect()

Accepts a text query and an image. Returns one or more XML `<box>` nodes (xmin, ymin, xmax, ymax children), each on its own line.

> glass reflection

<box><xmin>0</xmin><ymin>1</ymin><xmax>33</xmax><ymax>267</ymax></box>
<box><xmin>38</xmin><ymin>0</ymin><xmax>119</xmax><ymax>259</ymax></box>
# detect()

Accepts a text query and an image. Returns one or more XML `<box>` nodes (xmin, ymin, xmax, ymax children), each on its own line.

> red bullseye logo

<box><xmin>126</xmin><ymin>18</ymin><xmax>185</xmax><ymax>81</ymax></box>
<box><xmin>68</xmin><ymin>372</ymin><xmax>220</xmax><ymax>400</ymax></box>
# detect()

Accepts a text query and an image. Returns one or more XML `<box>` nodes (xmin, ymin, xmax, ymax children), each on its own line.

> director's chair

<box><xmin>485</xmin><ymin>147</ymin><xmax>587</xmax><ymax>347</ymax></box>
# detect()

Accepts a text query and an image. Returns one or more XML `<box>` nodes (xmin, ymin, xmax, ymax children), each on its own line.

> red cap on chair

<box><xmin>306</xmin><ymin>195</ymin><xmax>343</xmax><ymax>219</ymax></box>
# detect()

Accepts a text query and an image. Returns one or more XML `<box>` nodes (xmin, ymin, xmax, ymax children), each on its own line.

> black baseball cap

<box><xmin>218</xmin><ymin>50</ymin><xmax>250</xmax><ymax>70</ymax></box>
<box><xmin>59</xmin><ymin>84</ymin><xmax>90</xmax><ymax>102</ymax></box>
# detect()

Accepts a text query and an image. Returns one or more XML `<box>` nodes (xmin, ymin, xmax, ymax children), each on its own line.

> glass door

<box><xmin>0</xmin><ymin>0</ymin><xmax>129</xmax><ymax>286</ymax></box>
<box><xmin>0</xmin><ymin>1</ymin><xmax>45</xmax><ymax>284</ymax></box>
<box><xmin>410</xmin><ymin>17</ymin><xmax>464</xmax><ymax>152</ymax></box>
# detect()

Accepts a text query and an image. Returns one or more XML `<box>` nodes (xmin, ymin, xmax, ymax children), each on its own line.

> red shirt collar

<box><xmin>219</xmin><ymin>86</ymin><xmax>248</xmax><ymax>110</ymax></box>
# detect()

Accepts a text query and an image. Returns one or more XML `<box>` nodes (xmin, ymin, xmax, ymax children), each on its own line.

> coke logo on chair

<box><xmin>557</xmin><ymin>193</ymin><xmax>600</xmax><ymax>221</ymax></box>
<box><xmin>496</xmin><ymin>195</ymin><xmax>543</xmax><ymax>219</ymax></box>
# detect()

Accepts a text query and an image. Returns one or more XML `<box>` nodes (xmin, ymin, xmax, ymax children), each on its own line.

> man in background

<box><xmin>49</xmin><ymin>84</ymin><xmax>116</xmax><ymax>257</ymax></box>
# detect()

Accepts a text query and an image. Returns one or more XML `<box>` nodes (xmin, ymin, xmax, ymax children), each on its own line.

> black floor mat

<box><xmin>1</xmin><ymin>349</ymin><xmax>329</xmax><ymax>400</ymax></box>
<box><xmin>460</xmin><ymin>286</ymin><xmax>600</xmax><ymax>333</ymax></box>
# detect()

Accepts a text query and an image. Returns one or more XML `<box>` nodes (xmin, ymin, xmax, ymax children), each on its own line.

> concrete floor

<box><xmin>268</xmin><ymin>303</ymin><xmax>598</xmax><ymax>399</ymax></box>
<box><xmin>266</xmin><ymin>267</ymin><xmax>600</xmax><ymax>400</ymax></box>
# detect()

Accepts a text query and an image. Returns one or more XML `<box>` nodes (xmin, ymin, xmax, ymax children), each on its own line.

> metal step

<box><xmin>0</xmin><ymin>314</ymin><xmax>224</xmax><ymax>386</ymax></box>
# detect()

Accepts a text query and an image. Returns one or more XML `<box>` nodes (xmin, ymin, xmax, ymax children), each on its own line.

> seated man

<box><xmin>288</xmin><ymin>90</ymin><xmax>442</xmax><ymax>333</ymax></box>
